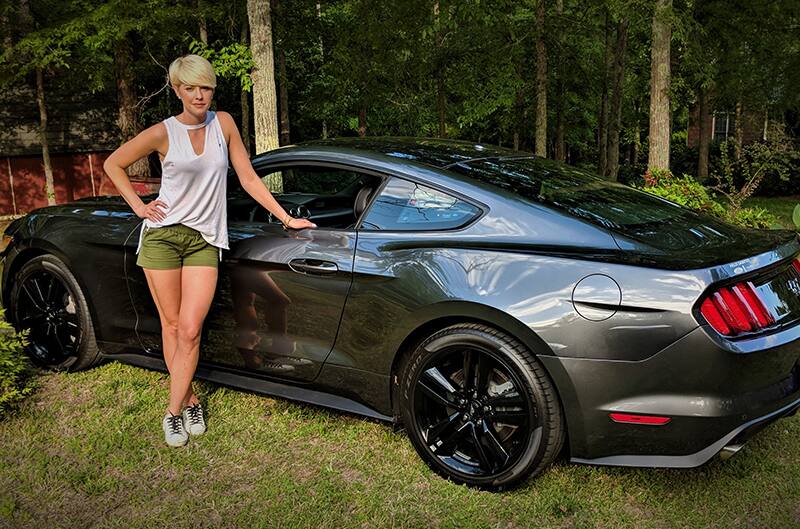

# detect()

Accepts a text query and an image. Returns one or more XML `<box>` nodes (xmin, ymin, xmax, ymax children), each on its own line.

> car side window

<box><xmin>361</xmin><ymin>177</ymin><xmax>480</xmax><ymax>231</ymax></box>
<box><xmin>227</xmin><ymin>165</ymin><xmax>381</xmax><ymax>229</ymax></box>
<box><xmin>278</xmin><ymin>166</ymin><xmax>363</xmax><ymax>195</ymax></box>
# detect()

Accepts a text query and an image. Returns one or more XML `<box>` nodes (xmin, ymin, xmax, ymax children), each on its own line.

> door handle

<box><xmin>288</xmin><ymin>258</ymin><xmax>338</xmax><ymax>275</ymax></box>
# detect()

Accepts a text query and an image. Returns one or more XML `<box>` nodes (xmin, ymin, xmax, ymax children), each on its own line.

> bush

<box><xmin>725</xmin><ymin>206</ymin><xmax>780</xmax><ymax>230</ymax></box>
<box><xmin>638</xmin><ymin>171</ymin><xmax>725</xmax><ymax>216</ymax></box>
<box><xmin>755</xmin><ymin>146</ymin><xmax>800</xmax><ymax>196</ymax></box>
<box><xmin>0</xmin><ymin>308</ymin><xmax>33</xmax><ymax>419</ymax></box>
<box><xmin>710</xmin><ymin>127</ymin><xmax>800</xmax><ymax>197</ymax></box>
<box><xmin>638</xmin><ymin>171</ymin><xmax>780</xmax><ymax>230</ymax></box>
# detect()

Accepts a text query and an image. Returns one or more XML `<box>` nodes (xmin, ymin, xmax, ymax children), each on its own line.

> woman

<box><xmin>103</xmin><ymin>54</ymin><xmax>316</xmax><ymax>447</ymax></box>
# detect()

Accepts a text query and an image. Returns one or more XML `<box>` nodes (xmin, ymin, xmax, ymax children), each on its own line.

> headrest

<box><xmin>354</xmin><ymin>186</ymin><xmax>374</xmax><ymax>217</ymax></box>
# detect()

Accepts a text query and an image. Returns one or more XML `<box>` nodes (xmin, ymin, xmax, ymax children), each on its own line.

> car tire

<box><xmin>9</xmin><ymin>254</ymin><xmax>101</xmax><ymax>371</ymax></box>
<box><xmin>399</xmin><ymin>323</ymin><xmax>565</xmax><ymax>490</ymax></box>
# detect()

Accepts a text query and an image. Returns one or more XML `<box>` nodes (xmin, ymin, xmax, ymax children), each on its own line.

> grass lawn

<box><xmin>0</xmin><ymin>362</ymin><xmax>798</xmax><ymax>529</ymax></box>
<box><xmin>744</xmin><ymin>196</ymin><xmax>799</xmax><ymax>229</ymax></box>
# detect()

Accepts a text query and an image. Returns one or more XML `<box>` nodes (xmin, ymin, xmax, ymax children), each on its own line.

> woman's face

<box><xmin>174</xmin><ymin>83</ymin><xmax>214</xmax><ymax>121</ymax></box>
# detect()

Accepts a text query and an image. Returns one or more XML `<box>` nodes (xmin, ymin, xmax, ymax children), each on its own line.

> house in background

<box><xmin>0</xmin><ymin>86</ymin><xmax>159</xmax><ymax>216</ymax></box>
<box><xmin>687</xmin><ymin>103</ymin><xmax>769</xmax><ymax>149</ymax></box>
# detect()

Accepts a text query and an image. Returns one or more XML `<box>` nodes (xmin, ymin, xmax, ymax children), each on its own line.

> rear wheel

<box><xmin>9</xmin><ymin>254</ymin><xmax>101</xmax><ymax>371</ymax></box>
<box><xmin>399</xmin><ymin>323</ymin><xmax>564</xmax><ymax>490</ymax></box>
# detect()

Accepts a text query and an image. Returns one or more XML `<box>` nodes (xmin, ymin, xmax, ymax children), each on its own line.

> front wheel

<box><xmin>9</xmin><ymin>254</ymin><xmax>101</xmax><ymax>371</ymax></box>
<box><xmin>399</xmin><ymin>323</ymin><xmax>565</xmax><ymax>490</ymax></box>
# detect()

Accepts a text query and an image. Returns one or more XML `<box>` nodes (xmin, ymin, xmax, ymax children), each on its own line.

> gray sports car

<box><xmin>3</xmin><ymin>138</ymin><xmax>800</xmax><ymax>489</ymax></box>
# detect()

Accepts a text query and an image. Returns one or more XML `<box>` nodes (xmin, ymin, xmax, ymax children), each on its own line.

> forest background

<box><xmin>1</xmin><ymin>0</ymin><xmax>799</xmax><ymax>215</ymax></box>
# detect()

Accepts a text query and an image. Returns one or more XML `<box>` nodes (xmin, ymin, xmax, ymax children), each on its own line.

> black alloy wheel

<box><xmin>400</xmin><ymin>323</ymin><xmax>565</xmax><ymax>490</ymax></box>
<box><xmin>9</xmin><ymin>254</ymin><xmax>100</xmax><ymax>371</ymax></box>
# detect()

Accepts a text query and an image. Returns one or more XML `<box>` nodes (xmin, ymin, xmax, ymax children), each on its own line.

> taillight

<box><xmin>700</xmin><ymin>280</ymin><xmax>775</xmax><ymax>337</ymax></box>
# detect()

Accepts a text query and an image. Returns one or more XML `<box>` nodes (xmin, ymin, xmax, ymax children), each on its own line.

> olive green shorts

<box><xmin>137</xmin><ymin>224</ymin><xmax>219</xmax><ymax>270</ymax></box>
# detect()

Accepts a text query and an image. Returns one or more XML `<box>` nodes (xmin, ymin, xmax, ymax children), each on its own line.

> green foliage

<box><xmin>712</xmin><ymin>132</ymin><xmax>794</xmax><ymax>212</ymax></box>
<box><xmin>188</xmin><ymin>39</ymin><xmax>254</xmax><ymax>92</ymax></box>
<box><xmin>1</xmin><ymin>0</ymin><xmax>799</xmax><ymax>177</ymax></box>
<box><xmin>0</xmin><ymin>309</ymin><xmax>33</xmax><ymax>419</ymax></box>
<box><xmin>725</xmin><ymin>206</ymin><xmax>780</xmax><ymax>230</ymax></box>
<box><xmin>792</xmin><ymin>204</ymin><xmax>800</xmax><ymax>230</ymax></box>
<box><xmin>639</xmin><ymin>173</ymin><xmax>725</xmax><ymax>216</ymax></box>
<box><xmin>639</xmin><ymin>172</ymin><xmax>780</xmax><ymax>229</ymax></box>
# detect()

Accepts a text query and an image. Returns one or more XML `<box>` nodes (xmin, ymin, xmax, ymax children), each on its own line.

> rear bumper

<box><xmin>540</xmin><ymin>325</ymin><xmax>800</xmax><ymax>467</ymax></box>
<box><xmin>570</xmin><ymin>393</ymin><xmax>800</xmax><ymax>468</ymax></box>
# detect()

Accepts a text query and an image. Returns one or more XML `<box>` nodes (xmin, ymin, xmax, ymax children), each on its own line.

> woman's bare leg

<box><xmin>143</xmin><ymin>267</ymin><xmax>197</xmax><ymax>412</ymax></box>
<box><xmin>168</xmin><ymin>265</ymin><xmax>218</xmax><ymax>416</ymax></box>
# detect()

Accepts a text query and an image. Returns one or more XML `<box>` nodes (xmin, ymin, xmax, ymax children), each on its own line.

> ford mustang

<box><xmin>3</xmin><ymin>138</ymin><xmax>800</xmax><ymax>489</ymax></box>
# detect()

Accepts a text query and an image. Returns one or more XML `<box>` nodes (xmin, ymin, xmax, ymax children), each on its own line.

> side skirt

<box><xmin>104</xmin><ymin>348</ymin><xmax>394</xmax><ymax>423</ymax></box>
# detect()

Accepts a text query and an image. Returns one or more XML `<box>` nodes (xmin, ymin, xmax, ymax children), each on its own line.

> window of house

<box><xmin>713</xmin><ymin>112</ymin><xmax>736</xmax><ymax>142</ymax></box>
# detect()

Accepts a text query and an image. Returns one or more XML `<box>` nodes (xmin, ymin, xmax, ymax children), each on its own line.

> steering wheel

<box><xmin>250</xmin><ymin>204</ymin><xmax>312</xmax><ymax>223</ymax></box>
<box><xmin>289</xmin><ymin>205</ymin><xmax>311</xmax><ymax>219</ymax></box>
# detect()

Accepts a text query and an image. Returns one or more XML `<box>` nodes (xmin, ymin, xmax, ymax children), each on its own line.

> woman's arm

<box><xmin>103</xmin><ymin>124</ymin><xmax>168</xmax><ymax>222</ymax></box>
<box><xmin>218</xmin><ymin>111</ymin><xmax>316</xmax><ymax>230</ymax></box>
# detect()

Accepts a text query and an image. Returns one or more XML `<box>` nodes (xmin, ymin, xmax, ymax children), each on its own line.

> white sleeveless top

<box><xmin>136</xmin><ymin>111</ymin><xmax>229</xmax><ymax>258</ymax></box>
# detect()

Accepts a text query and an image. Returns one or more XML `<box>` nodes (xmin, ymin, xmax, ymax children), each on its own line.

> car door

<box><xmin>331</xmin><ymin>176</ymin><xmax>484</xmax><ymax>374</ymax></box>
<box><xmin>200</xmin><ymin>165</ymin><xmax>380</xmax><ymax>382</ymax></box>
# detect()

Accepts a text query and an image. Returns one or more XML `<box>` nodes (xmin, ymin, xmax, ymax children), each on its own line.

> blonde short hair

<box><xmin>168</xmin><ymin>55</ymin><xmax>217</xmax><ymax>88</ymax></box>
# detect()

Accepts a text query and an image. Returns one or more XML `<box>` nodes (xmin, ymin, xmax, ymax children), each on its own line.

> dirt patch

<box><xmin>621</xmin><ymin>493</ymin><xmax>655</xmax><ymax>519</ymax></box>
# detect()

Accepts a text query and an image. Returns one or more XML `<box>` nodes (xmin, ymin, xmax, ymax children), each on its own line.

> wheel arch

<box><xmin>387</xmin><ymin>301</ymin><xmax>566</xmax><ymax>425</ymax></box>
<box><xmin>3</xmin><ymin>240</ymin><xmax>100</xmax><ymax>335</ymax></box>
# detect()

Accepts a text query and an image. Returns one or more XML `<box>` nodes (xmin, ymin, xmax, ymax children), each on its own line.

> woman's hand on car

<box><xmin>286</xmin><ymin>218</ymin><xmax>317</xmax><ymax>230</ymax></box>
<box><xmin>134</xmin><ymin>200</ymin><xmax>168</xmax><ymax>222</ymax></box>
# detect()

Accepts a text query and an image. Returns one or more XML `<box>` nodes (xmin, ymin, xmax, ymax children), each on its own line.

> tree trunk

<box><xmin>734</xmin><ymin>99</ymin><xmax>743</xmax><ymax>160</ymax></box>
<box><xmin>1</xmin><ymin>6</ymin><xmax>11</xmax><ymax>50</ymax></box>
<box><xmin>553</xmin><ymin>0</ymin><xmax>565</xmax><ymax>162</ymax></box>
<box><xmin>632</xmin><ymin>121</ymin><xmax>640</xmax><ymax>165</ymax></box>
<box><xmin>247</xmin><ymin>0</ymin><xmax>279</xmax><ymax>151</ymax></box>
<box><xmin>35</xmin><ymin>68</ymin><xmax>56</xmax><ymax>205</ymax></box>
<box><xmin>247</xmin><ymin>0</ymin><xmax>281</xmax><ymax>189</ymax></box>
<box><xmin>697</xmin><ymin>86</ymin><xmax>711</xmax><ymax>179</ymax></box>
<box><xmin>197</xmin><ymin>0</ymin><xmax>208</xmax><ymax>44</ymax></box>
<box><xmin>358</xmin><ymin>105</ymin><xmax>367</xmax><ymax>137</ymax></box>
<box><xmin>606</xmin><ymin>18</ymin><xmax>629</xmax><ymax>181</ymax></box>
<box><xmin>647</xmin><ymin>0</ymin><xmax>672</xmax><ymax>172</ymax></box>
<box><xmin>437</xmin><ymin>74</ymin><xmax>446</xmax><ymax>138</ymax></box>
<box><xmin>514</xmin><ymin>89</ymin><xmax>524</xmax><ymax>151</ymax></box>
<box><xmin>534</xmin><ymin>0</ymin><xmax>547</xmax><ymax>157</ymax></box>
<box><xmin>273</xmin><ymin>0</ymin><xmax>290</xmax><ymax>146</ymax></box>
<box><xmin>555</xmin><ymin>108</ymin><xmax>565</xmax><ymax>162</ymax></box>
<box><xmin>434</xmin><ymin>0</ymin><xmax>446</xmax><ymax>138</ymax></box>
<box><xmin>278</xmin><ymin>48</ymin><xmax>290</xmax><ymax>145</ymax></box>
<box><xmin>316</xmin><ymin>0</ymin><xmax>327</xmax><ymax>139</ymax></box>
<box><xmin>114</xmin><ymin>35</ymin><xmax>150</xmax><ymax>179</ymax></box>
<box><xmin>240</xmin><ymin>17</ymin><xmax>251</xmax><ymax>155</ymax></box>
<box><xmin>598</xmin><ymin>13</ymin><xmax>611</xmax><ymax>176</ymax></box>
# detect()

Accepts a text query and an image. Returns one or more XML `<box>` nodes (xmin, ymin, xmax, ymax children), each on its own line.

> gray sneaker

<box><xmin>182</xmin><ymin>403</ymin><xmax>206</xmax><ymax>436</ymax></box>
<box><xmin>163</xmin><ymin>412</ymin><xmax>188</xmax><ymax>447</ymax></box>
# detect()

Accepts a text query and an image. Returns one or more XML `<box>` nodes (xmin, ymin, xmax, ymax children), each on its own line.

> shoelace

<box><xmin>186</xmin><ymin>404</ymin><xmax>203</xmax><ymax>425</ymax></box>
<box><xmin>167</xmin><ymin>414</ymin><xmax>184</xmax><ymax>435</ymax></box>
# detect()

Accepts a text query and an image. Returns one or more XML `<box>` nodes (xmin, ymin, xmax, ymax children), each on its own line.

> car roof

<box><xmin>254</xmin><ymin>137</ymin><xmax>532</xmax><ymax>170</ymax></box>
